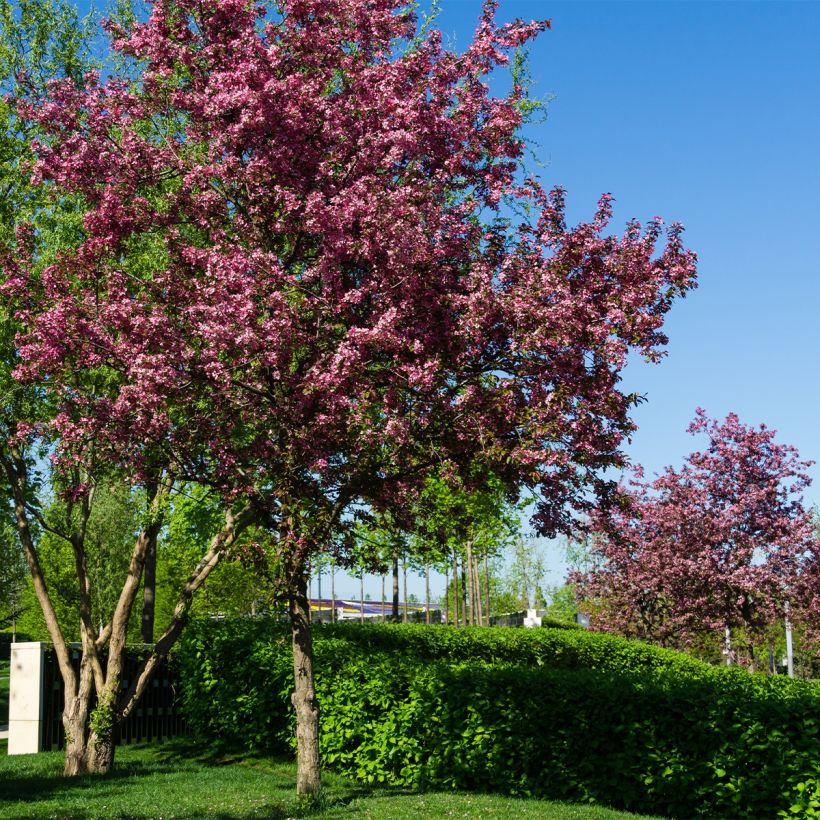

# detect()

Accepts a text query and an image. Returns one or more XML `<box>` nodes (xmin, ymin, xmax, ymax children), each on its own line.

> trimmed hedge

<box><xmin>176</xmin><ymin>620</ymin><xmax>820</xmax><ymax>817</ymax></box>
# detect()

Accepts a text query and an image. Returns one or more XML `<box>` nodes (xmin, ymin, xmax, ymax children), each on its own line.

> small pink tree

<box><xmin>575</xmin><ymin>410</ymin><xmax>817</xmax><ymax>664</ymax></box>
<box><xmin>9</xmin><ymin>0</ymin><xmax>696</xmax><ymax>789</ymax></box>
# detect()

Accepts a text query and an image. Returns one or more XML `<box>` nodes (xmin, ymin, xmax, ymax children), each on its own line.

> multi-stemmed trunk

<box><xmin>4</xmin><ymin>444</ymin><xmax>252</xmax><ymax>778</ymax></box>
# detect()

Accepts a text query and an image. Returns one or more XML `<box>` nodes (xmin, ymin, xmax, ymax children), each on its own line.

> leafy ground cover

<box><xmin>0</xmin><ymin>660</ymin><xmax>9</xmax><ymax>725</ymax></box>
<box><xmin>0</xmin><ymin>739</ymin><xmax>655</xmax><ymax>819</ymax></box>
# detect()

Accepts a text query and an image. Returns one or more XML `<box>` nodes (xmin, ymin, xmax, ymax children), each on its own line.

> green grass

<box><xmin>0</xmin><ymin>740</ymin><xmax>659</xmax><ymax>819</ymax></box>
<box><xmin>0</xmin><ymin>660</ymin><xmax>8</xmax><ymax>725</ymax></box>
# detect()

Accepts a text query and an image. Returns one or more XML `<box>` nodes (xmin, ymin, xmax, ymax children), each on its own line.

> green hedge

<box><xmin>176</xmin><ymin>620</ymin><xmax>820</xmax><ymax>817</ymax></box>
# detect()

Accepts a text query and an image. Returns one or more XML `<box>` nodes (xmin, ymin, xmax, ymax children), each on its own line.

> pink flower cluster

<box><xmin>7</xmin><ymin>0</ymin><xmax>696</xmax><ymax>541</ymax></box>
<box><xmin>574</xmin><ymin>410</ymin><xmax>819</xmax><ymax>648</ymax></box>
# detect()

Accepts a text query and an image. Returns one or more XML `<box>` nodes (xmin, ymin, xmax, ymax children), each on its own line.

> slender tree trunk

<box><xmin>471</xmin><ymin>549</ymin><xmax>483</xmax><ymax>627</ymax></box>
<box><xmin>360</xmin><ymin>570</ymin><xmax>364</xmax><ymax>624</ymax></box>
<box><xmin>381</xmin><ymin>574</ymin><xmax>386</xmax><ymax>621</ymax></box>
<box><xmin>425</xmin><ymin>563</ymin><xmax>430</xmax><ymax>625</ymax></box>
<box><xmin>331</xmin><ymin>564</ymin><xmax>336</xmax><ymax>623</ymax></box>
<box><xmin>444</xmin><ymin>565</ymin><xmax>449</xmax><ymax>624</ymax></box>
<box><xmin>461</xmin><ymin>558</ymin><xmax>468</xmax><ymax>627</ymax></box>
<box><xmin>141</xmin><ymin>530</ymin><xmax>157</xmax><ymax>644</ymax></box>
<box><xmin>452</xmin><ymin>551</ymin><xmax>460</xmax><ymax>626</ymax></box>
<box><xmin>746</xmin><ymin>638</ymin><xmax>757</xmax><ymax>673</ymax></box>
<box><xmin>465</xmin><ymin>543</ymin><xmax>474</xmax><ymax>625</ymax></box>
<box><xmin>484</xmin><ymin>552</ymin><xmax>491</xmax><ymax>626</ymax></box>
<box><xmin>402</xmin><ymin>560</ymin><xmax>408</xmax><ymax>623</ymax></box>
<box><xmin>289</xmin><ymin>575</ymin><xmax>321</xmax><ymax>796</ymax></box>
<box><xmin>392</xmin><ymin>553</ymin><xmax>399</xmax><ymax>621</ymax></box>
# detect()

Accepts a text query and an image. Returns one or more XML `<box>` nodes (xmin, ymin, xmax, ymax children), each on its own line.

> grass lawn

<box><xmin>0</xmin><ymin>660</ymin><xmax>8</xmax><ymax>725</ymax></box>
<box><xmin>0</xmin><ymin>739</ymin><xmax>661</xmax><ymax>819</ymax></box>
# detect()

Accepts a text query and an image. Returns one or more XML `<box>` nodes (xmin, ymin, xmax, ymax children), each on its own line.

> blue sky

<box><xmin>396</xmin><ymin>1</ymin><xmax>820</xmax><ymax>597</ymax></box>
<box><xmin>74</xmin><ymin>0</ymin><xmax>820</xmax><ymax>598</ymax></box>
<box><xmin>434</xmin><ymin>1</ymin><xmax>820</xmax><ymax>494</ymax></box>
<box><xmin>326</xmin><ymin>0</ymin><xmax>820</xmax><ymax>598</ymax></box>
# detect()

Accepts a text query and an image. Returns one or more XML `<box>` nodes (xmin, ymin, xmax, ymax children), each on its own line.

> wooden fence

<box><xmin>41</xmin><ymin>646</ymin><xmax>185</xmax><ymax>751</ymax></box>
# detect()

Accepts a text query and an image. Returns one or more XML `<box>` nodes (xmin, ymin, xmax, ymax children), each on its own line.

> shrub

<box><xmin>176</xmin><ymin>620</ymin><xmax>820</xmax><ymax>817</ymax></box>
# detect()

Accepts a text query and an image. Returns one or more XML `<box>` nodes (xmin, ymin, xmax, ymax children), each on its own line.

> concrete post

<box><xmin>8</xmin><ymin>642</ymin><xmax>46</xmax><ymax>755</ymax></box>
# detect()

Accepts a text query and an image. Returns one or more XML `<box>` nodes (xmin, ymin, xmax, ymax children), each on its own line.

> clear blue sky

<box><xmin>424</xmin><ymin>1</ymin><xmax>820</xmax><ymax>596</ymax></box>
<box><xmin>394</xmin><ymin>1</ymin><xmax>820</xmax><ymax>599</ymax></box>
<box><xmin>75</xmin><ymin>0</ymin><xmax>820</xmax><ymax>598</ymax></box>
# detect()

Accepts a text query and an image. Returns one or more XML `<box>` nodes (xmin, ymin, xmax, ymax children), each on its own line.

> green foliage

<box><xmin>0</xmin><ymin>522</ymin><xmax>25</xmax><ymax>629</ymax></box>
<box><xmin>543</xmin><ymin>583</ymin><xmax>579</xmax><ymax>624</ymax></box>
<box><xmin>415</xmin><ymin>472</ymin><xmax>520</xmax><ymax>568</ymax></box>
<box><xmin>178</xmin><ymin>620</ymin><xmax>820</xmax><ymax>818</ymax></box>
<box><xmin>16</xmin><ymin>482</ymin><xmax>144</xmax><ymax>641</ymax></box>
<box><xmin>155</xmin><ymin>486</ymin><xmax>272</xmax><ymax>628</ymax></box>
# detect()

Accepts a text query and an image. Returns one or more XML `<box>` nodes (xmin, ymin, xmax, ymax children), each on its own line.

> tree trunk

<box><xmin>465</xmin><ymin>543</ymin><xmax>473</xmax><ymax>625</ymax></box>
<box><xmin>425</xmin><ymin>563</ymin><xmax>430</xmax><ymax>625</ymax></box>
<box><xmin>471</xmin><ymin>548</ymin><xmax>483</xmax><ymax>627</ymax></box>
<box><xmin>141</xmin><ymin>529</ymin><xmax>157</xmax><ymax>644</ymax></box>
<box><xmin>62</xmin><ymin>668</ymin><xmax>93</xmax><ymax>776</ymax></box>
<box><xmin>63</xmin><ymin>706</ymin><xmax>90</xmax><ymax>776</ymax></box>
<box><xmin>444</xmin><ymin>565</ymin><xmax>449</xmax><ymax>624</ymax></box>
<box><xmin>461</xmin><ymin>559</ymin><xmax>468</xmax><ymax>626</ymax></box>
<box><xmin>331</xmin><ymin>564</ymin><xmax>336</xmax><ymax>623</ymax></box>
<box><xmin>452</xmin><ymin>551</ymin><xmax>460</xmax><ymax>626</ymax></box>
<box><xmin>289</xmin><ymin>577</ymin><xmax>321</xmax><ymax>796</ymax></box>
<box><xmin>360</xmin><ymin>570</ymin><xmax>364</xmax><ymax>624</ymax></box>
<box><xmin>402</xmin><ymin>560</ymin><xmax>408</xmax><ymax>623</ymax></box>
<box><xmin>484</xmin><ymin>552</ymin><xmax>491</xmax><ymax>626</ymax></box>
<box><xmin>392</xmin><ymin>553</ymin><xmax>399</xmax><ymax>621</ymax></box>
<box><xmin>381</xmin><ymin>574</ymin><xmax>386</xmax><ymax>620</ymax></box>
<box><xmin>484</xmin><ymin>552</ymin><xmax>490</xmax><ymax>626</ymax></box>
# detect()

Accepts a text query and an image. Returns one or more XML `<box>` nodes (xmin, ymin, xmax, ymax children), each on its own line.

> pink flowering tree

<box><xmin>575</xmin><ymin>410</ymin><xmax>817</xmax><ymax>665</ymax></box>
<box><xmin>7</xmin><ymin>0</ymin><xmax>697</xmax><ymax>790</ymax></box>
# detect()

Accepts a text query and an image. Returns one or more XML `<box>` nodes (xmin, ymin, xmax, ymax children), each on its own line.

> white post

<box><xmin>723</xmin><ymin>625</ymin><xmax>732</xmax><ymax>666</ymax></box>
<box><xmin>785</xmin><ymin>600</ymin><xmax>794</xmax><ymax>678</ymax></box>
<box><xmin>8</xmin><ymin>642</ymin><xmax>46</xmax><ymax>755</ymax></box>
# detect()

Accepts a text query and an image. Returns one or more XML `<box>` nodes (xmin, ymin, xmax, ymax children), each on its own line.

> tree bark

<box><xmin>471</xmin><ymin>547</ymin><xmax>483</xmax><ymax>627</ymax></box>
<box><xmin>402</xmin><ymin>559</ymin><xmax>408</xmax><ymax>623</ymax></box>
<box><xmin>452</xmin><ymin>551</ymin><xmax>460</xmax><ymax>626</ymax></box>
<box><xmin>444</xmin><ymin>564</ymin><xmax>449</xmax><ymax>624</ymax></box>
<box><xmin>290</xmin><ymin>575</ymin><xmax>321</xmax><ymax>796</ymax></box>
<box><xmin>484</xmin><ymin>552</ymin><xmax>491</xmax><ymax>626</ymax></box>
<box><xmin>360</xmin><ymin>570</ymin><xmax>364</xmax><ymax>624</ymax></box>
<box><xmin>425</xmin><ymin>563</ymin><xmax>430</xmax><ymax>625</ymax></box>
<box><xmin>466</xmin><ymin>542</ymin><xmax>476</xmax><ymax>626</ymax></box>
<box><xmin>391</xmin><ymin>553</ymin><xmax>399</xmax><ymax>621</ymax></box>
<box><xmin>140</xmin><ymin>529</ymin><xmax>157</xmax><ymax>643</ymax></box>
<box><xmin>62</xmin><ymin>655</ymin><xmax>94</xmax><ymax>776</ymax></box>
<box><xmin>330</xmin><ymin>564</ymin><xmax>336</xmax><ymax>623</ymax></box>
<box><xmin>461</xmin><ymin>558</ymin><xmax>468</xmax><ymax>626</ymax></box>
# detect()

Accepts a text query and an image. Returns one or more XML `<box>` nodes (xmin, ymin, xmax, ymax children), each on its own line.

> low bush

<box><xmin>176</xmin><ymin>620</ymin><xmax>820</xmax><ymax>817</ymax></box>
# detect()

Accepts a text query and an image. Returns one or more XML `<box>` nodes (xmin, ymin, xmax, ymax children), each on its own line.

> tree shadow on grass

<box><xmin>0</xmin><ymin>739</ymin><xmax>394</xmax><ymax>820</ymax></box>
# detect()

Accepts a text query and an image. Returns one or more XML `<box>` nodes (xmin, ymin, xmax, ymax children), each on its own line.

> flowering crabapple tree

<box><xmin>9</xmin><ymin>0</ymin><xmax>697</xmax><ymax>790</ymax></box>
<box><xmin>574</xmin><ymin>410</ymin><xmax>817</xmax><ymax>666</ymax></box>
